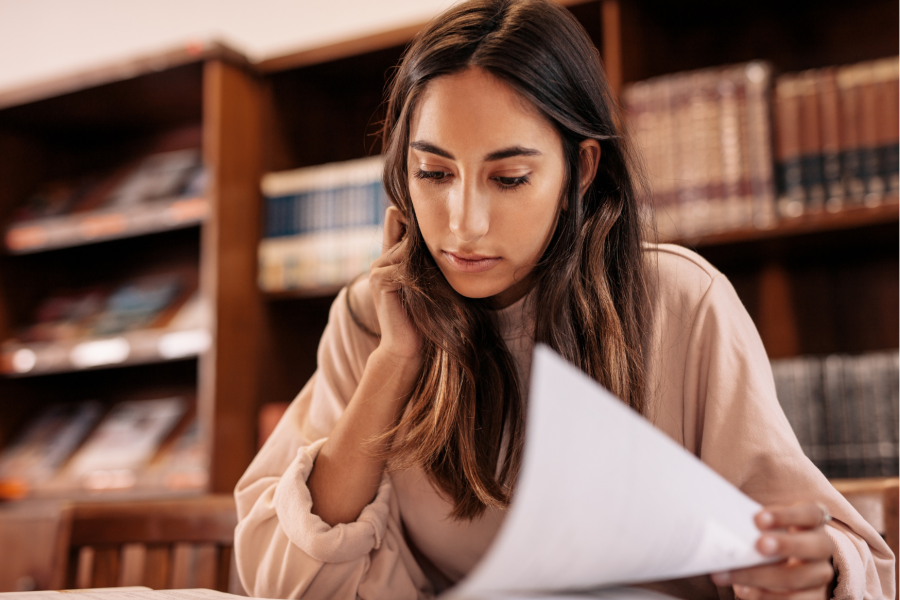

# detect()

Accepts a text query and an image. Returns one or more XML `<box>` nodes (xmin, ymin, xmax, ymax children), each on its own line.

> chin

<box><xmin>442</xmin><ymin>271</ymin><xmax>508</xmax><ymax>299</ymax></box>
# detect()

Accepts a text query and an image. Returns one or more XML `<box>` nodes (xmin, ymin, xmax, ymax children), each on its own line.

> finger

<box><xmin>756</xmin><ymin>503</ymin><xmax>830</xmax><ymax>531</ymax></box>
<box><xmin>732</xmin><ymin>583</ymin><xmax>828</xmax><ymax>600</ymax></box>
<box><xmin>382</xmin><ymin>207</ymin><xmax>407</xmax><ymax>253</ymax></box>
<box><xmin>715</xmin><ymin>559</ymin><xmax>834</xmax><ymax>591</ymax></box>
<box><xmin>368</xmin><ymin>265</ymin><xmax>402</xmax><ymax>292</ymax></box>
<box><xmin>754</xmin><ymin>528</ymin><xmax>832</xmax><ymax>561</ymax></box>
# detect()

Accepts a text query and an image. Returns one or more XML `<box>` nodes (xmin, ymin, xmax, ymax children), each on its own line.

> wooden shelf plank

<box><xmin>256</xmin><ymin>0</ymin><xmax>596</xmax><ymax>73</ymax></box>
<box><xmin>0</xmin><ymin>42</ymin><xmax>249</xmax><ymax>112</ymax></box>
<box><xmin>0</xmin><ymin>328</ymin><xmax>211</xmax><ymax>377</ymax></box>
<box><xmin>668</xmin><ymin>201</ymin><xmax>899</xmax><ymax>249</ymax></box>
<box><xmin>264</xmin><ymin>284</ymin><xmax>346</xmax><ymax>300</ymax></box>
<box><xmin>4</xmin><ymin>196</ymin><xmax>209</xmax><ymax>254</ymax></box>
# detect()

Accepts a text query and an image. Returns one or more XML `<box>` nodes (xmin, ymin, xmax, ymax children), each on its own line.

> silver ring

<box><xmin>817</xmin><ymin>502</ymin><xmax>833</xmax><ymax>526</ymax></box>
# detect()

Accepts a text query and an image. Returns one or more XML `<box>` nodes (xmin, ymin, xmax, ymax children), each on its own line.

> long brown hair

<box><xmin>378</xmin><ymin>0</ymin><xmax>650</xmax><ymax>520</ymax></box>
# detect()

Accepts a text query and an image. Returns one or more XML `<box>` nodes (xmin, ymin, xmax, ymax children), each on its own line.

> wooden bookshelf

<box><xmin>255</xmin><ymin>0</ymin><xmax>897</xmax><ymax>405</ymax></box>
<box><xmin>5</xmin><ymin>196</ymin><xmax>209</xmax><ymax>254</ymax></box>
<box><xmin>0</xmin><ymin>43</ymin><xmax>264</xmax><ymax>502</ymax></box>
<box><xmin>0</xmin><ymin>0</ymin><xmax>894</xmax><ymax>511</ymax></box>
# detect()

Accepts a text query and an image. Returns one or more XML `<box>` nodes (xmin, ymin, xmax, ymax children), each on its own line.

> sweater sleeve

<box><xmin>682</xmin><ymin>274</ymin><xmax>895</xmax><ymax>600</ymax></box>
<box><xmin>233</xmin><ymin>285</ymin><xmax>433</xmax><ymax>600</ymax></box>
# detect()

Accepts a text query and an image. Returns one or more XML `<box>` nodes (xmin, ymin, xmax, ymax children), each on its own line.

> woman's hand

<box><xmin>712</xmin><ymin>503</ymin><xmax>835</xmax><ymax>600</ymax></box>
<box><xmin>369</xmin><ymin>206</ymin><xmax>422</xmax><ymax>365</ymax></box>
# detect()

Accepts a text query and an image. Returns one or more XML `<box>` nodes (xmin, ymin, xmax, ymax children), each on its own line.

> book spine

<box><xmin>816</xmin><ymin>68</ymin><xmax>845</xmax><ymax>211</ymax></box>
<box><xmin>674</xmin><ymin>76</ymin><xmax>697</xmax><ymax>236</ymax></box>
<box><xmin>857</xmin><ymin>62</ymin><xmax>886</xmax><ymax>205</ymax></box>
<box><xmin>837</xmin><ymin>65</ymin><xmax>868</xmax><ymax>205</ymax></box>
<box><xmin>774</xmin><ymin>74</ymin><xmax>805</xmax><ymax>217</ymax></box>
<box><xmin>808</xmin><ymin>357</ymin><xmax>829</xmax><ymax>471</ymax></box>
<box><xmin>798</xmin><ymin>70</ymin><xmax>826</xmax><ymax>212</ymax></box>
<box><xmin>856</xmin><ymin>353</ymin><xmax>885</xmax><ymax>477</ymax></box>
<box><xmin>874</xmin><ymin>58</ymin><xmax>900</xmax><ymax>197</ymax></box>
<box><xmin>771</xmin><ymin>359</ymin><xmax>807</xmax><ymax>451</ymax></box>
<box><xmin>842</xmin><ymin>354</ymin><xmax>871</xmax><ymax>477</ymax></box>
<box><xmin>820</xmin><ymin>355</ymin><xmax>843</xmax><ymax>478</ymax></box>
<box><xmin>687</xmin><ymin>71</ymin><xmax>712</xmax><ymax>234</ymax></box>
<box><xmin>743</xmin><ymin>62</ymin><xmax>776</xmax><ymax>228</ymax></box>
<box><xmin>700</xmin><ymin>70</ymin><xmax>724</xmax><ymax>233</ymax></box>
<box><xmin>622</xmin><ymin>82</ymin><xmax>657</xmax><ymax>232</ymax></box>
<box><xmin>718</xmin><ymin>71</ymin><xmax>744</xmax><ymax>231</ymax></box>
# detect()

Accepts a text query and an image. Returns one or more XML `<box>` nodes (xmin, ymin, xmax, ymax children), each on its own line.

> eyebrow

<box><xmin>409</xmin><ymin>140</ymin><xmax>542</xmax><ymax>162</ymax></box>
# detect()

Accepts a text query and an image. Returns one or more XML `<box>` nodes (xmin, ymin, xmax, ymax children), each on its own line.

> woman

<box><xmin>234</xmin><ymin>1</ymin><xmax>894</xmax><ymax>598</ymax></box>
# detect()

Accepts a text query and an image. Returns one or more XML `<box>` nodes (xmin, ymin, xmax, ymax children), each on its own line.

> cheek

<box><xmin>503</xmin><ymin>184</ymin><xmax>562</xmax><ymax>262</ymax></box>
<box><xmin>409</xmin><ymin>183</ymin><xmax>446</xmax><ymax>249</ymax></box>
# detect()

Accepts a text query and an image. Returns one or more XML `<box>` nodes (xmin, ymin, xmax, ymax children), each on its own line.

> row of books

<box><xmin>0</xmin><ymin>397</ymin><xmax>207</xmax><ymax>500</ymax></box>
<box><xmin>771</xmin><ymin>350</ymin><xmax>898</xmax><ymax>479</ymax></box>
<box><xmin>263</xmin><ymin>155</ymin><xmax>386</xmax><ymax>237</ymax></box>
<box><xmin>259</xmin><ymin>156</ymin><xmax>388</xmax><ymax>292</ymax></box>
<box><xmin>623</xmin><ymin>61</ymin><xmax>776</xmax><ymax>238</ymax></box>
<box><xmin>622</xmin><ymin>56</ymin><xmax>899</xmax><ymax>239</ymax></box>
<box><xmin>1</xmin><ymin>268</ymin><xmax>209</xmax><ymax>375</ymax></box>
<box><xmin>774</xmin><ymin>57</ymin><xmax>899</xmax><ymax>216</ymax></box>
<box><xmin>5</xmin><ymin>147</ymin><xmax>207</xmax><ymax>253</ymax></box>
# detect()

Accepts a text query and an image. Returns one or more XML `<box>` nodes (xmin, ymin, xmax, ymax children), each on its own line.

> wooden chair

<box><xmin>64</xmin><ymin>495</ymin><xmax>239</xmax><ymax>592</ymax></box>
<box><xmin>0</xmin><ymin>501</ymin><xmax>71</xmax><ymax>591</ymax></box>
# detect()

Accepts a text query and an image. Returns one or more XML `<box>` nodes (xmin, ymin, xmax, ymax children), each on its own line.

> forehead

<box><xmin>409</xmin><ymin>67</ymin><xmax>559</xmax><ymax>155</ymax></box>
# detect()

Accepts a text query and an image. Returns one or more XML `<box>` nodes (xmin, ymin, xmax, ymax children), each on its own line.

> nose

<box><xmin>448</xmin><ymin>180</ymin><xmax>489</xmax><ymax>243</ymax></box>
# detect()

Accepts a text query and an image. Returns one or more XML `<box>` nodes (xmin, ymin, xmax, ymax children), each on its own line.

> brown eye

<box><xmin>414</xmin><ymin>169</ymin><xmax>451</xmax><ymax>182</ymax></box>
<box><xmin>493</xmin><ymin>175</ymin><xmax>530</xmax><ymax>190</ymax></box>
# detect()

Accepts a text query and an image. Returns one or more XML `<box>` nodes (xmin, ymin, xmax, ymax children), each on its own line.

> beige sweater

<box><xmin>234</xmin><ymin>244</ymin><xmax>895</xmax><ymax>600</ymax></box>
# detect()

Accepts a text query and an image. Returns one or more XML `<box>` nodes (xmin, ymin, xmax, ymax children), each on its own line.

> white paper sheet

<box><xmin>449</xmin><ymin>345</ymin><xmax>772</xmax><ymax>599</ymax></box>
<box><xmin>449</xmin><ymin>587</ymin><xmax>681</xmax><ymax>600</ymax></box>
<box><xmin>0</xmin><ymin>589</ymin><xmax>234</xmax><ymax>600</ymax></box>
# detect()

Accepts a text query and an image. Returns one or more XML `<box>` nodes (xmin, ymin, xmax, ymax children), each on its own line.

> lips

<box><xmin>443</xmin><ymin>251</ymin><xmax>501</xmax><ymax>273</ymax></box>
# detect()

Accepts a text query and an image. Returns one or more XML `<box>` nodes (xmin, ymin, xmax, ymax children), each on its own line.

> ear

<box><xmin>577</xmin><ymin>139</ymin><xmax>601</xmax><ymax>197</ymax></box>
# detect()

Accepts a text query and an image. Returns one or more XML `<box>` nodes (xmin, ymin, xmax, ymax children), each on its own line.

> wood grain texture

<box><xmin>601</xmin><ymin>0</ymin><xmax>623</xmax><ymax>95</ymax></box>
<box><xmin>142</xmin><ymin>546</ymin><xmax>171</xmax><ymax>590</ymax></box>
<box><xmin>201</xmin><ymin>60</ymin><xmax>266</xmax><ymax>493</ymax></box>
<box><xmin>169</xmin><ymin>544</ymin><xmax>193</xmax><ymax>589</ymax></box>
<box><xmin>118</xmin><ymin>544</ymin><xmax>146</xmax><ymax>587</ymax></box>
<box><xmin>64</xmin><ymin>496</ymin><xmax>236</xmax><ymax>590</ymax></box>
<box><xmin>89</xmin><ymin>547</ymin><xmax>120</xmax><ymax>589</ymax></box>
<box><xmin>69</xmin><ymin>496</ymin><xmax>237</xmax><ymax>546</ymax></box>
<box><xmin>757</xmin><ymin>262</ymin><xmax>800</xmax><ymax>359</ymax></box>
<box><xmin>0</xmin><ymin>502</ymin><xmax>71</xmax><ymax>592</ymax></box>
<box><xmin>194</xmin><ymin>544</ymin><xmax>219</xmax><ymax>590</ymax></box>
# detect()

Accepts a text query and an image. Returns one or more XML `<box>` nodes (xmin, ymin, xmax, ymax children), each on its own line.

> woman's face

<box><xmin>407</xmin><ymin>67</ymin><xmax>567</xmax><ymax>307</ymax></box>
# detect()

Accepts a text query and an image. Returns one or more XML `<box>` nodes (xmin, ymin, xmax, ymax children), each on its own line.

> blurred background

<box><xmin>0</xmin><ymin>0</ymin><xmax>896</xmax><ymax>594</ymax></box>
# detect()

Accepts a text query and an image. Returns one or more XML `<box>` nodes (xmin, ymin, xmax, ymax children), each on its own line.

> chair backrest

<box><xmin>0</xmin><ymin>501</ymin><xmax>71</xmax><ymax>592</ymax></box>
<box><xmin>65</xmin><ymin>495</ymin><xmax>238</xmax><ymax>592</ymax></box>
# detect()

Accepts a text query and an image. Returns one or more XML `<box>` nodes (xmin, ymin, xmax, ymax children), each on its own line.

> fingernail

<box><xmin>757</xmin><ymin>511</ymin><xmax>774</xmax><ymax>528</ymax></box>
<box><xmin>734</xmin><ymin>585</ymin><xmax>751</xmax><ymax>597</ymax></box>
<box><xmin>711</xmin><ymin>572</ymin><xmax>731</xmax><ymax>585</ymax></box>
<box><xmin>759</xmin><ymin>535</ymin><xmax>779</xmax><ymax>555</ymax></box>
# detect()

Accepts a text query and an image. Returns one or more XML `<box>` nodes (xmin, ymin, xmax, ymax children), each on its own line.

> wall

<box><xmin>0</xmin><ymin>0</ymin><xmax>458</xmax><ymax>94</ymax></box>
